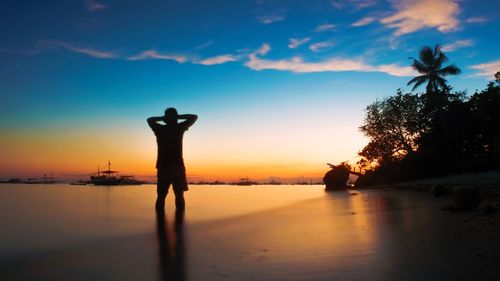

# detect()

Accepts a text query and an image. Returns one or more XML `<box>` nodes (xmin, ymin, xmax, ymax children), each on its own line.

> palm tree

<box><xmin>407</xmin><ymin>45</ymin><xmax>461</xmax><ymax>94</ymax></box>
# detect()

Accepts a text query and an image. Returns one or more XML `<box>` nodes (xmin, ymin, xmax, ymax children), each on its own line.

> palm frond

<box><xmin>409</xmin><ymin>59</ymin><xmax>427</xmax><ymax>74</ymax></box>
<box><xmin>434</xmin><ymin>44</ymin><xmax>448</xmax><ymax>65</ymax></box>
<box><xmin>436</xmin><ymin>77</ymin><xmax>448</xmax><ymax>90</ymax></box>
<box><xmin>419</xmin><ymin>46</ymin><xmax>435</xmax><ymax>66</ymax></box>
<box><xmin>409</xmin><ymin>76</ymin><xmax>428</xmax><ymax>92</ymax></box>
<box><xmin>437</xmin><ymin>64</ymin><xmax>461</xmax><ymax>76</ymax></box>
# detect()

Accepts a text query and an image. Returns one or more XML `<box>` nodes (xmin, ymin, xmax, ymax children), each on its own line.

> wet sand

<box><xmin>0</xmin><ymin>185</ymin><xmax>499</xmax><ymax>280</ymax></box>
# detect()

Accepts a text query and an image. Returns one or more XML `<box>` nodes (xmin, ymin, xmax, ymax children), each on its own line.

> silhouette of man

<box><xmin>148</xmin><ymin>108</ymin><xmax>197</xmax><ymax>210</ymax></box>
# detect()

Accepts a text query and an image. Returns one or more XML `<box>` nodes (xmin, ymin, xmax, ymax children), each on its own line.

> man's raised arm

<box><xmin>147</xmin><ymin>116</ymin><xmax>164</xmax><ymax>129</ymax></box>
<box><xmin>178</xmin><ymin>114</ymin><xmax>198</xmax><ymax>128</ymax></box>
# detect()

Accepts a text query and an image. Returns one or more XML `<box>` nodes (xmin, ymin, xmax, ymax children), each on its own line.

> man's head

<box><xmin>164</xmin><ymin>108</ymin><xmax>178</xmax><ymax>124</ymax></box>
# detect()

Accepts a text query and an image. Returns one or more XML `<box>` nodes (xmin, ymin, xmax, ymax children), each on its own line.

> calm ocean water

<box><xmin>0</xmin><ymin>183</ymin><xmax>324</xmax><ymax>257</ymax></box>
<box><xmin>2</xmin><ymin>183</ymin><xmax>492</xmax><ymax>281</ymax></box>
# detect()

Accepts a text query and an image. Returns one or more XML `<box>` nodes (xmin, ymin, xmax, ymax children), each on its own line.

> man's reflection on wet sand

<box><xmin>156</xmin><ymin>209</ymin><xmax>186</xmax><ymax>281</ymax></box>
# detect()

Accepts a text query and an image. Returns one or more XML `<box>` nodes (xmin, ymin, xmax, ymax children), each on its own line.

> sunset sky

<box><xmin>0</xmin><ymin>0</ymin><xmax>499</xmax><ymax>181</ymax></box>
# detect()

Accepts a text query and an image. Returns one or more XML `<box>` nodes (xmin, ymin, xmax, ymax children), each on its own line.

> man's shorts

<box><xmin>157</xmin><ymin>165</ymin><xmax>188</xmax><ymax>193</ymax></box>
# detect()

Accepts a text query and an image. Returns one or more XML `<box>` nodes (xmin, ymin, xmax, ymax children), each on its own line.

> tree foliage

<box><xmin>407</xmin><ymin>45</ymin><xmax>461</xmax><ymax>94</ymax></box>
<box><xmin>467</xmin><ymin>82</ymin><xmax>500</xmax><ymax>156</ymax></box>
<box><xmin>359</xmin><ymin>90</ymin><xmax>427</xmax><ymax>165</ymax></box>
<box><xmin>357</xmin><ymin>72</ymin><xmax>500</xmax><ymax>185</ymax></box>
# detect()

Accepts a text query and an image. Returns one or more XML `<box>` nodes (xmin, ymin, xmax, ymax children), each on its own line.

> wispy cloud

<box><xmin>309</xmin><ymin>41</ymin><xmax>335</xmax><ymax>52</ymax></box>
<box><xmin>84</xmin><ymin>0</ymin><xmax>107</xmax><ymax>11</ymax></box>
<box><xmin>1</xmin><ymin>41</ymin><xmax>117</xmax><ymax>58</ymax></box>
<box><xmin>245</xmin><ymin>43</ymin><xmax>414</xmax><ymax>77</ymax></box>
<box><xmin>128</xmin><ymin>50</ymin><xmax>187</xmax><ymax>63</ymax></box>
<box><xmin>388</xmin><ymin>37</ymin><xmax>399</xmax><ymax>50</ymax></box>
<box><xmin>3</xmin><ymin>40</ymin><xmax>240</xmax><ymax>67</ymax></box>
<box><xmin>352</xmin><ymin>16</ymin><xmax>376</xmax><ymax>27</ymax></box>
<box><xmin>331</xmin><ymin>0</ymin><xmax>376</xmax><ymax>9</ymax></box>
<box><xmin>128</xmin><ymin>49</ymin><xmax>238</xmax><ymax>66</ymax></box>
<box><xmin>330</xmin><ymin>0</ymin><xmax>343</xmax><ymax>9</ymax></box>
<box><xmin>62</xmin><ymin>45</ymin><xmax>115</xmax><ymax>58</ymax></box>
<box><xmin>354</xmin><ymin>0</ymin><xmax>377</xmax><ymax>9</ymax></box>
<box><xmin>46</xmin><ymin>41</ymin><xmax>116</xmax><ymax>58</ymax></box>
<box><xmin>466</xmin><ymin>17</ymin><xmax>488</xmax><ymax>24</ymax></box>
<box><xmin>442</xmin><ymin>39</ymin><xmax>474</xmax><ymax>52</ymax></box>
<box><xmin>288</xmin><ymin>37</ymin><xmax>310</xmax><ymax>49</ymax></box>
<box><xmin>470</xmin><ymin>60</ymin><xmax>500</xmax><ymax>78</ymax></box>
<box><xmin>315</xmin><ymin>23</ymin><xmax>336</xmax><ymax>32</ymax></box>
<box><xmin>253</xmin><ymin>43</ymin><xmax>271</xmax><ymax>56</ymax></box>
<box><xmin>257</xmin><ymin>14</ymin><xmax>285</xmax><ymax>24</ymax></box>
<box><xmin>197</xmin><ymin>55</ymin><xmax>238</xmax><ymax>65</ymax></box>
<box><xmin>194</xmin><ymin>40</ymin><xmax>214</xmax><ymax>50</ymax></box>
<box><xmin>374</xmin><ymin>64</ymin><xmax>416</xmax><ymax>77</ymax></box>
<box><xmin>381</xmin><ymin>0</ymin><xmax>459</xmax><ymax>36</ymax></box>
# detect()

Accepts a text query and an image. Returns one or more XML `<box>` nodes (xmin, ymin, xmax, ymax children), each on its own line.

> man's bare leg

<box><xmin>174</xmin><ymin>190</ymin><xmax>185</xmax><ymax>210</ymax></box>
<box><xmin>156</xmin><ymin>186</ymin><xmax>168</xmax><ymax>210</ymax></box>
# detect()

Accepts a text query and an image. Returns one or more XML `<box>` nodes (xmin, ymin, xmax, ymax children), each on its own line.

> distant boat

<box><xmin>0</xmin><ymin>178</ymin><xmax>22</xmax><ymax>184</ymax></box>
<box><xmin>7</xmin><ymin>178</ymin><xmax>23</xmax><ymax>184</ymax></box>
<box><xmin>268</xmin><ymin>179</ymin><xmax>282</xmax><ymax>185</ymax></box>
<box><xmin>19</xmin><ymin>174</ymin><xmax>57</xmax><ymax>184</ymax></box>
<box><xmin>90</xmin><ymin>161</ymin><xmax>121</xmax><ymax>185</ymax></box>
<box><xmin>295</xmin><ymin>181</ymin><xmax>312</xmax><ymax>185</ymax></box>
<box><xmin>70</xmin><ymin>180</ymin><xmax>88</xmax><ymax>185</ymax></box>
<box><xmin>25</xmin><ymin>178</ymin><xmax>43</xmax><ymax>184</ymax></box>
<box><xmin>119</xmin><ymin>175</ymin><xmax>143</xmax><ymax>185</ymax></box>
<box><xmin>89</xmin><ymin>161</ymin><xmax>143</xmax><ymax>186</ymax></box>
<box><xmin>234</xmin><ymin>177</ymin><xmax>256</xmax><ymax>186</ymax></box>
<box><xmin>209</xmin><ymin>180</ymin><xmax>226</xmax><ymax>185</ymax></box>
<box><xmin>41</xmin><ymin>174</ymin><xmax>56</xmax><ymax>184</ymax></box>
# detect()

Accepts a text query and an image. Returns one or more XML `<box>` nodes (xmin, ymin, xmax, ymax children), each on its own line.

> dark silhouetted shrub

<box><xmin>431</xmin><ymin>184</ymin><xmax>447</xmax><ymax>197</ymax></box>
<box><xmin>453</xmin><ymin>186</ymin><xmax>481</xmax><ymax>211</ymax></box>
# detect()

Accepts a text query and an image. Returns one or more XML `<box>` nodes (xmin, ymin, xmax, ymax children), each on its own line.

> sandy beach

<box><xmin>0</xmin><ymin>184</ymin><xmax>499</xmax><ymax>281</ymax></box>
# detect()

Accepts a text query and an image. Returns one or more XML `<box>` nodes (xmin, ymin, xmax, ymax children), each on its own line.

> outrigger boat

<box><xmin>22</xmin><ymin>173</ymin><xmax>57</xmax><ymax>184</ymax></box>
<box><xmin>41</xmin><ymin>174</ymin><xmax>56</xmax><ymax>184</ymax></box>
<box><xmin>233</xmin><ymin>177</ymin><xmax>257</xmax><ymax>186</ymax></box>
<box><xmin>90</xmin><ymin>161</ymin><xmax>121</xmax><ymax>185</ymax></box>
<box><xmin>70</xmin><ymin>180</ymin><xmax>89</xmax><ymax>185</ymax></box>
<box><xmin>25</xmin><ymin>178</ymin><xmax>43</xmax><ymax>184</ymax></box>
<box><xmin>89</xmin><ymin>161</ymin><xmax>143</xmax><ymax>186</ymax></box>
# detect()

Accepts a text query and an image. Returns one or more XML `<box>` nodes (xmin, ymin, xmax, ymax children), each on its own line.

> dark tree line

<box><xmin>356</xmin><ymin>45</ymin><xmax>500</xmax><ymax>186</ymax></box>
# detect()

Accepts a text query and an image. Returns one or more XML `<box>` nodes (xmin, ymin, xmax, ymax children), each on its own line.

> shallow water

<box><xmin>0</xmin><ymin>184</ymin><xmax>497</xmax><ymax>281</ymax></box>
<box><xmin>0</xmin><ymin>184</ymin><xmax>323</xmax><ymax>256</ymax></box>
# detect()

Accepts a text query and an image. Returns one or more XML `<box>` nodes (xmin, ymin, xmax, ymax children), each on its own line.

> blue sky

<box><xmin>0</xmin><ymin>0</ymin><xmax>499</xmax><ymax>179</ymax></box>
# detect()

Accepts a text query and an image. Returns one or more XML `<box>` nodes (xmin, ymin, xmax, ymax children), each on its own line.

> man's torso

<box><xmin>153</xmin><ymin>123</ymin><xmax>187</xmax><ymax>168</ymax></box>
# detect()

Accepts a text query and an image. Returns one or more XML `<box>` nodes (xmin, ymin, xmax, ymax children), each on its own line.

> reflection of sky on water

<box><xmin>0</xmin><ymin>184</ymin><xmax>324</xmax><ymax>256</ymax></box>
<box><xmin>0</xmin><ymin>184</ymin><xmax>481</xmax><ymax>281</ymax></box>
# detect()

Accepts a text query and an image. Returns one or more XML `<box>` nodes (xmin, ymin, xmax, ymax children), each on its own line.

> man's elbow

<box><xmin>147</xmin><ymin>118</ymin><xmax>157</xmax><ymax>127</ymax></box>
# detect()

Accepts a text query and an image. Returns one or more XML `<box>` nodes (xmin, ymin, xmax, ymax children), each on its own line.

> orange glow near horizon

<box><xmin>0</xmin><ymin>112</ymin><xmax>368</xmax><ymax>181</ymax></box>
